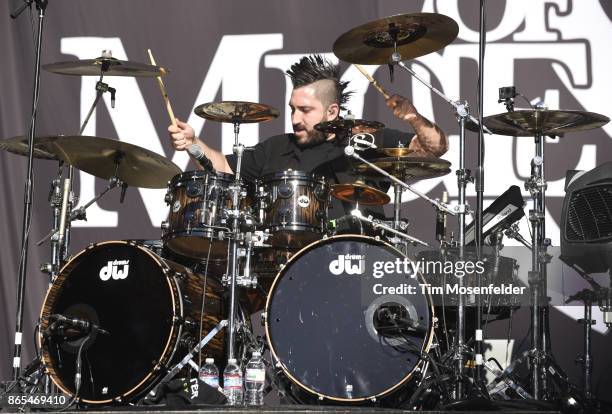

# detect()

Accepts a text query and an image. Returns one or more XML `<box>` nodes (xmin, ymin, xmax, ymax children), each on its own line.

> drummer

<box><xmin>168</xmin><ymin>54</ymin><xmax>448</xmax><ymax>219</ymax></box>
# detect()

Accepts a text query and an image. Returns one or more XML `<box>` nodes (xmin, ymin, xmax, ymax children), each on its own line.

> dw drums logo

<box><xmin>99</xmin><ymin>260</ymin><xmax>130</xmax><ymax>281</ymax></box>
<box><xmin>329</xmin><ymin>254</ymin><xmax>365</xmax><ymax>275</ymax></box>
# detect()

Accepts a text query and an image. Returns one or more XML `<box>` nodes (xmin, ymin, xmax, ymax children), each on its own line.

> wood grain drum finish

<box><xmin>258</xmin><ymin>170</ymin><xmax>330</xmax><ymax>248</ymax></box>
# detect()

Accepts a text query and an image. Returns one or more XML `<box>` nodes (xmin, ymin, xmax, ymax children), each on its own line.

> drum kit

<box><xmin>3</xmin><ymin>9</ymin><xmax>610</xmax><ymax>410</ymax></box>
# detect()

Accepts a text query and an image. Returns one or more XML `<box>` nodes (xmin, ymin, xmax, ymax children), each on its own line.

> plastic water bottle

<box><xmin>223</xmin><ymin>358</ymin><xmax>243</xmax><ymax>405</ymax></box>
<box><xmin>244</xmin><ymin>351</ymin><xmax>266</xmax><ymax>406</ymax></box>
<box><xmin>199</xmin><ymin>358</ymin><xmax>219</xmax><ymax>390</ymax></box>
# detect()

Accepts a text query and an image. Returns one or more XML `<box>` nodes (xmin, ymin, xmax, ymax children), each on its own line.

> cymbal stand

<box><xmin>524</xmin><ymin>131</ymin><xmax>554</xmax><ymax>400</ymax></box>
<box><xmin>387</xmin><ymin>38</ymin><xmax>491</xmax><ymax>399</ymax></box>
<box><xmin>226</xmin><ymin>120</ymin><xmax>246</xmax><ymax>361</ymax></box>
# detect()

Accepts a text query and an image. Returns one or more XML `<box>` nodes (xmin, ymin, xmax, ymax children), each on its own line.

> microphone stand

<box><xmin>10</xmin><ymin>0</ymin><xmax>48</xmax><ymax>382</ymax></box>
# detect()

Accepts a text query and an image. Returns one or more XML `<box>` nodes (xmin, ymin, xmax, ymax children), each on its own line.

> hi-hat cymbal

<box><xmin>194</xmin><ymin>101</ymin><xmax>279</xmax><ymax>124</ymax></box>
<box><xmin>0</xmin><ymin>135</ymin><xmax>59</xmax><ymax>160</ymax></box>
<box><xmin>43</xmin><ymin>57</ymin><xmax>167</xmax><ymax>77</ymax></box>
<box><xmin>354</xmin><ymin>156</ymin><xmax>451</xmax><ymax>180</ymax></box>
<box><xmin>331</xmin><ymin>181</ymin><xmax>391</xmax><ymax>206</ymax></box>
<box><xmin>333</xmin><ymin>13</ymin><xmax>459</xmax><ymax>65</ymax></box>
<box><xmin>49</xmin><ymin>136</ymin><xmax>181</xmax><ymax>188</ymax></box>
<box><xmin>466</xmin><ymin>109</ymin><xmax>610</xmax><ymax>137</ymax></box>
<box><xmin>315</xmin><ymin>119</ymin><xmax>385</xmax><ymax>135</ymax></box>
<box><xmin>366</xmin><ymin>147</ymin><xmax>415</xmax><ymax>157</ymax></box>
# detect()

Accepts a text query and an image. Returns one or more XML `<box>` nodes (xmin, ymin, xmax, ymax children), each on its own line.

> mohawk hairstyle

<box><xmin>286</xmin><ymin>54</ymin><xmax>352</xmax><ymax>111</ymax></box>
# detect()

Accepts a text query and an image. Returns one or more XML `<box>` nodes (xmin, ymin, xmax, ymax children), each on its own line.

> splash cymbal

<box><xmin>333</xmin><ymin>13</ymin><xmax>459</xmax><ymax>65</ymax></box>
<box><xmin>466</xmin><ymin>109</ymin><xmax>610</xmax><ymax>137</ymax></box>
<box><xmin>43</xmin><ymin>57</ymin><xmax>167</xmax><ymax>77</ymax></box>
<box><xmin>331</xmin><ymin>181</ymin><xmax>391</xmax><ymax>206</ymax></box>
<box><xmin>194</xmin><ymin>101</ymin><xmax>279</xmax><ymax>123</ymax></box>
<box><xmin>315</xmin><ymin>119</ymin><xmax>385</xmax><ymax>135</ymax></box>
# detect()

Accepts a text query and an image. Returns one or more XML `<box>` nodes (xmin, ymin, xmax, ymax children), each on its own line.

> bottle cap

<box><xmin>252</xmin><ymin>351</ymin><xmax>261</xmax><ymax>357</ymax></box>
<box><xmin>205</xmin><ymin>358</ymin><xmax>214</xmax><ymax>364</ymax></box>
<box><xmin>228</xmin><ymin>358</ymin><xmax>237</xmax><ymax>363</ymax></box>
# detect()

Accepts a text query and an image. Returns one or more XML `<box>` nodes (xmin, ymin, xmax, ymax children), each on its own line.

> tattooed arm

<box><xmin>385</xmin><ymin>94</ymin><xmax>448</xmax><ymax>157</ymax></box>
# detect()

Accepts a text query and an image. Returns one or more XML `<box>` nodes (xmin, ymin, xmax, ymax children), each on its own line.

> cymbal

<box><xmin>466</xmin><ymin>109</ymin><xmax>610</xmax><ymax>137</ymax></box>
<box><xmin>49</xmin><ymin>136</ymin><xmax>181</xmax><ymax>188</ymax></box>
<box><xmin>315</xmin><ymin>119</ymin><xmax>385</xmax><ymax>135</ymax></box>
<box><xmin>43</xmin><ymin>57</ymin><xmax>167</xmax><ymax>77</ymax></box>
<box><xmin>333</xmin><ymin>13</ymin><xmax>459</xmax><ymax>65</ymax></box>
<box><xmin>194</xmin><ymin>101</ymin><xmax>279</xmax><ymax>123</ymax></box>
<box><xmin>366</xmin><ymin>147</ymin><xmax>415</xmax><ymax>157</ymax></box>
<box><xmin>354</xmin><ymin>156</ymin><xmax>451</xmax><ymax>180</ymax></box>
<box><xmin>0</xmin><ymin>135</ymin><xmax>59</xmax><ymax>160</ymax></box>
<box><xmin>331</xmin><ymin>181</ymin><xmax>390</xmax><ymax>206</ymax></box>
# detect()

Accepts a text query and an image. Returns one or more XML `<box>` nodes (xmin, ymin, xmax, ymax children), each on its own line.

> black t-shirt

<box><xmin>226</xmin><ymin>128</ymin><xmax>413</xmax><ymax>219</ymax></box>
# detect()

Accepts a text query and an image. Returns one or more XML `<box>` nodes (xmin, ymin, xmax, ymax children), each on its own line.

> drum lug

<box><xmin>161</xmin><ymin>221</ymin><xmax>169</xmax><ymax>231</ymax></box>
<box><xmin>260</xmin><ymin>312</ymin><xmax>267</xmax><ymax>325</ymax></box>
<box><xmin>164</xmin><ymin>192</ymin><xmax>172</xmax><ymax>205</ymax></box>
<box><xmin>318</xmin><ymin>395</ymin><xmax>324</xmax><ymax>401</ymax></box>
<box><xmin>172</xmin><ymin>315</ymin><xmax>185</xmax><ymax>326</ymax></box>
<box><xmin>370</xmin><ymin>396</ymin><xmax>377</xmax><ymax>403</ymax></box>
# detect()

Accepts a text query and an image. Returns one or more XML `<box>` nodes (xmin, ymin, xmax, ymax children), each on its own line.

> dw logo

<box><xmin>329</xmin><ymin>254</ymin><xmax>365</xmax><ymax>275</ymax></box>
<box><xmin>99</xmin><ymin>260</ymin><xmax>130</xmax><ymax>281</ymax></box>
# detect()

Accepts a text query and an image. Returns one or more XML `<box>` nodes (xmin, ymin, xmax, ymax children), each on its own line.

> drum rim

<box><xmin>263</xmin><ymin>234</ymin><xmax>435</xmax><ymax>402</ymax></box>
<box><xmin>169</xmin><ymin>169</ymin><xmax>234</xmax><ymax>186</ymax></box>
<box><xmin>38</xmin><ymin>240</ymin><xmax>182</xmax><ymax>404</ymax></box>
<box><xmin>261</xmin><ymin>169</ymin><xmax>327</xmax><ymax>183</ymax></box>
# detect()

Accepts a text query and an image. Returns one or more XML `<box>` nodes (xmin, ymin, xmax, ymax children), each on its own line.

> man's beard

<box><xmin>293</xmin><ymin>120</ymin><xmax>327</xmax><ymax>147</ymax></box>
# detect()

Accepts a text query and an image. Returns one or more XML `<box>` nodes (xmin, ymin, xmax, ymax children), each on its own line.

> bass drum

<box><xmin>265</xmin><ymin>235</ymin><xmax>434</xmax><ymax>405</ymax></box>
<box><xmin>38</xmin><ymin>241</ymin><xmax>224</xmax><ymax>405</ymax></box>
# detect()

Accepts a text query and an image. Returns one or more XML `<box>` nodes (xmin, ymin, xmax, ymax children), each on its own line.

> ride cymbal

<box><xmin>194</xmin><ymin>101</ymin><xmax>279</xmax><ymax>124</ymax></box>
<box><xmin>43</xmin><ymin>57</ymin><xmax>167</xmax><ymax>77</ymax></box>
<box><xmin>466</xmin><ymin>109</ymin><xmax>610</xmax><ymax>137</ymax></box>
<box><xmin>49</xmin><ymin>136</ymin><xmax>180</xmax><ymax>188</ymax></box>
<box><xmin>333</xmin><ymin>13</ymin><xmax>459</xmax><ymax>64</ymax></box>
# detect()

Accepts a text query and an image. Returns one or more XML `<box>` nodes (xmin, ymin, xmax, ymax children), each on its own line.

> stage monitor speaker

<box><xmin>561</xmin><ymin>161</ymin><xmax>612</xmax><ymax>274</ymax></box>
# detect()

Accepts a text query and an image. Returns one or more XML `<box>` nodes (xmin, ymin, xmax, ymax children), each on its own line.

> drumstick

<box><xmin>147</xmin><ymin>49</ymin><xmax>177</xmax><ymax>127</ymax></box>
<box><xmin>353</xmin><ymin>64</ymin><xmax>391</xmax><ymax>100</ymax></box>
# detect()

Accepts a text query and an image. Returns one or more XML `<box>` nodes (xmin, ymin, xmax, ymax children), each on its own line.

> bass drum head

<box><xmin>265</xmin><ymin>235</ymin><xmax>433</xmax><ymax>404</ymax></box>
<box><xmin>39</xmin><ymin>241</ymin><xmax>180</xmax><ymax>404</ymax></box>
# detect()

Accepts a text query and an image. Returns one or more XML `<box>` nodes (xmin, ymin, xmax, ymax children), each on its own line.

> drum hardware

<box><xmin>335</xmin><ymin>10</ymin><xmax>497</xmax><ymax>397</ymax></box>
<box><xmin>147</xmin><ymin>320</ymin><xmax>228</xmax><ymax>401</ymax></box>
<box><xmin>194</xmin><ymin>101</ymin><xmax>279</xmax><ymax>364</ymax></box>
<box><xmin>348</xmin><ymin>210</ymin><xmax>429</xmax><ymax>247</ymax></box>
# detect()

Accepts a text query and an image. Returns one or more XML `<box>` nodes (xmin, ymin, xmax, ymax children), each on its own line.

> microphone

<box><xmin>187</xmin><ymin>144</ymin><xmax>215</xmax><ymax>172</ymax></box>
<box><xmin>435</xmin><ymin>191</ymin><xmax>448</xmax><ymax>242</ymax></box>
<box><xmin>119</xmin><ymin>182</ymin><xmax>128</xmax><ymax>203</ymax></box>
<box><xmin>49</xmin><ymin>314</ymin><xmax>109</xmax><ymax>335</ymax></box>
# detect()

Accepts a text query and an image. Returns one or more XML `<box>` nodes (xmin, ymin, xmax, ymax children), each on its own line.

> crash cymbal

<box><xmin>354</xmin><ymin>156</ymin><xmax>451</xmax><ymax>180</ymax></box>
<box><xmin>333</xmin><ymin>13</ymin><xmax>459</xmax><ymax>65</ymax></box>
<box><xmin>49</xmin><ymin>136</ymin><xmax>180</xmax><ymax>188</ymax></box>
<box><xmin>43</xmin><ymin>57</ymin><xmax>167</xmax><ymax>77</ymax></box>
<box><xmin>466</xmin><ymin>109</ymin><xmax>610</xmax><ymax>137</ymax></box>
<box><xmin>331</xmin><ymin>181</ymin><xmax>390</xmax><ymax>206</ymax></box>
<box><xmin>0</xmin><ymin>135</ymin><xmax>59</xmax><ymax>160</ymax></box>
<box><xmin>194</xmin><ymin>101</ymin><xmax>279</xmax><ymax>123</ymax></box>
<box><xmin>315</xmin><ymin>119</ymin><xmax>385</xmax><ymax>135</ymax></box>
